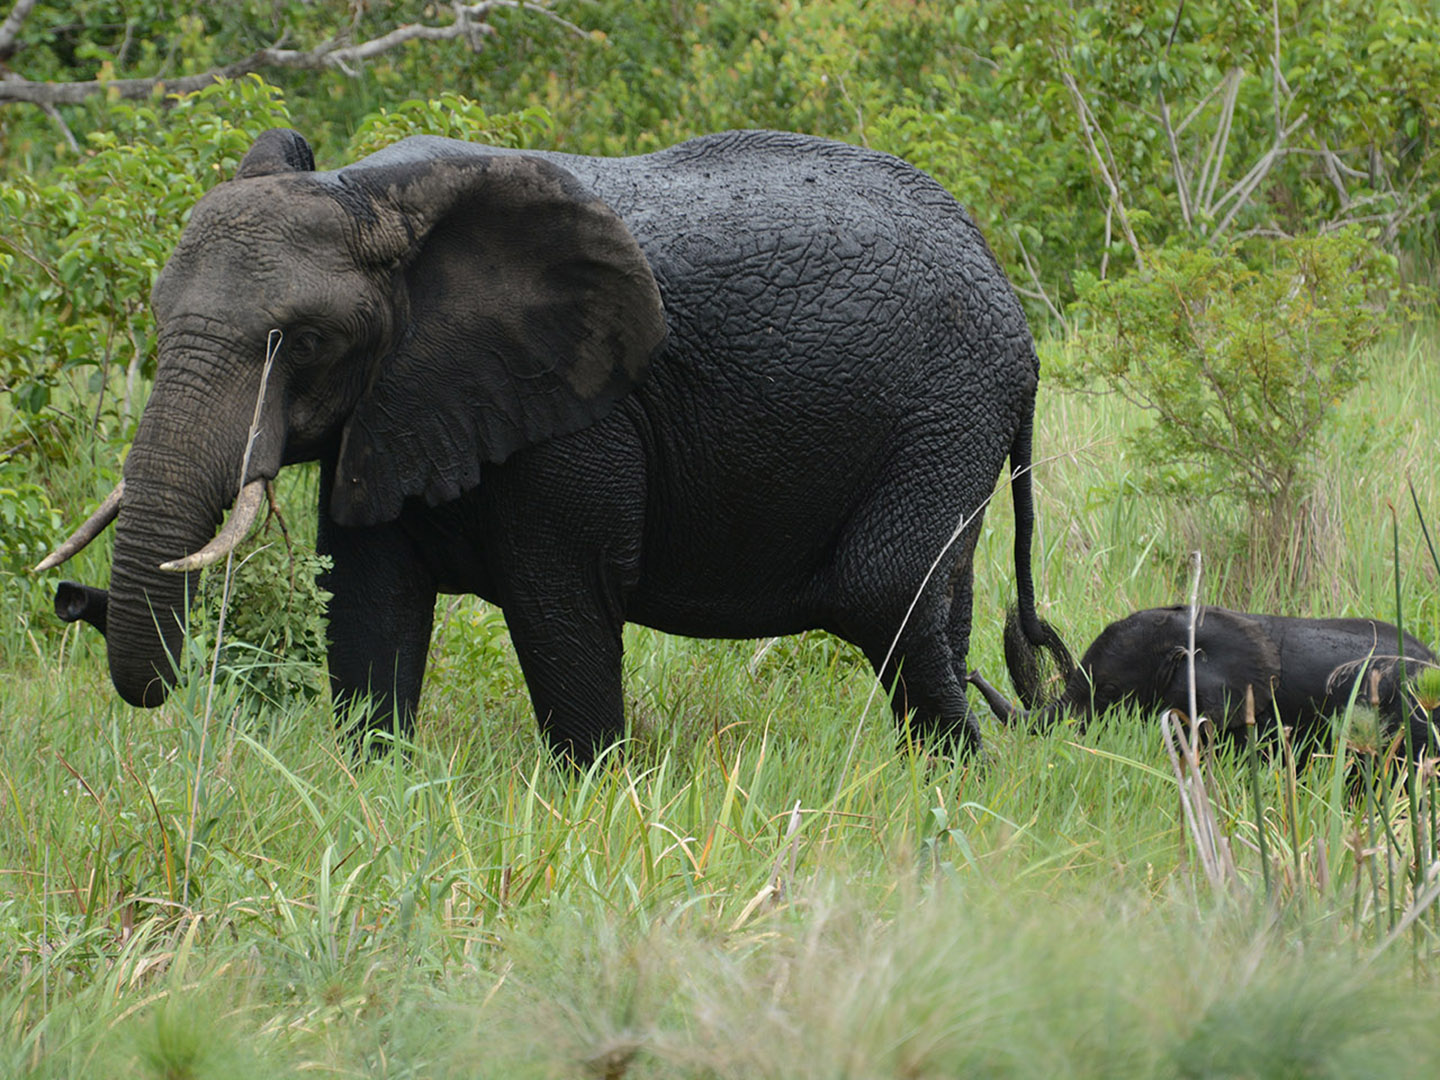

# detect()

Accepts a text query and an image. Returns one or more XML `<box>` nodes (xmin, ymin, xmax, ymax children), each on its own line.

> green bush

<box><xmin>0</xmin><ymin>76</ymin><xmax>293</xmax><ymax>459</ymax></box>
<box><xmin>0</xmin><ymin>460</ymin><xmax>63</xmax><ymax>642</ymax></box>
<box><xmin>870</xmin><ymin>1</ymin><xmax>1440</xmax><ymax>318</ymax></box>
<box><xmin>344</xmin><ymin>94</ymin><xmax>552</xmax><ymax>159</ymax></box>
<box><xmin>1058</xmin><ymin>230</ymin><xmax>1403</xmax><ymax>575</ymax></box>
<box><xmin>188</xmin><ymin>527</ymin><xmax>332</xmax><ymax>710</ymax></box>
<box><xmin>0</xmin><ymin>462</ymin><xmax>60</xmax><ymax>574</ymax></box>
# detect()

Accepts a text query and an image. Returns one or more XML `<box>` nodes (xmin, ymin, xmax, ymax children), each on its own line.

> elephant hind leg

<box><xmin>862</xmin><ymin>634</ymin><xmax>982</xmax><ymax>753</ymax></box>
<box><xmin>823</xmin><ymin>460</ymin><xmax>989</xmax><ymax>754</ymax></box>
<box><xmin>828</xmin><ymin>531</ymin><xmax>984</xmax><ymax>754</ymax></box>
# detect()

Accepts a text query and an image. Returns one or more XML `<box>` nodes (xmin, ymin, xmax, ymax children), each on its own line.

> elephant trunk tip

<box><xmin>111</xmin><ymin>662</ymin><xmax>176</xmax><ymax>709</ymax></box>
<box><xmin>55</xmin><ymin>580</ymin><xmax>110</xmax><ymax>637</ymax></box>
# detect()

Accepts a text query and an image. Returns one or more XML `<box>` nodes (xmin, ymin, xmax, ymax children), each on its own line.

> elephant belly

<box><xmin>623</xmin><ymin>484</ymin><xmax>862</xmax><ymax>639</ymax></box>
<box><xmin>622</xmin><ymin>541</ymin><xmax>839</xmax><ymax>640</ymax></box>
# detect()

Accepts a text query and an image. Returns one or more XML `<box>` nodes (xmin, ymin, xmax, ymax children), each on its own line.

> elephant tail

<box><xmin>1005</xmin><ymin>412</ymin><xmax>1074</xmax><ymax>709</ymax></box>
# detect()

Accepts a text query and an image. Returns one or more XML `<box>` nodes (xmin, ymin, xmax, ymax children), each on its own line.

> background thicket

<box><xmin>3</xmin><ymin>2</ymin><xmax>1440</xmax><ymax>1076</ymax></box>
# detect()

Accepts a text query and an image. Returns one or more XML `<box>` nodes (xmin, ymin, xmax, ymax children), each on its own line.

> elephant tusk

<box><xmin>32</xmin><ymin>481</ymin><xmax>125</xmax><ymax>573</ymax></box>
<box><xmin>159</xmin><ymin>479</ymin><xmax>267</xmax><ymax>572</ymax></box>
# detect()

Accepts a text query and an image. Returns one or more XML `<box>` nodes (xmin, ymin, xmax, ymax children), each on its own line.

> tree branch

<box><xmin>0</xmin><ymin>1</ymin><xmax>589</xmax><ymax>107</ymax></box>
<box><xmin>1197</xmin><ymin>67</ymin><xmax>1242</xmax><ymax>216</ymax></box>
<box><xmin>0</xmin><ymin>0</ymin><xmax>37</xmax><ymax>63</ymax></box>
<box><xmin>1158</xmin><ymin>88</ymin><xmax>1193</xmax><ymax>228</ymax></box>
<box><xmin>1013</xmin><ymin>229</ymin><xmax>1069</xmax><ymax>333</ymax></box>
<box><xmin>1059</xmin><ymin>63</ymin><xmax>1146</xmax><ymax>272</ymax></box>
<box><xmin>1208</xmin><ymin>110</ymin><xmax>1309</xmax><ymax>243</ymax></box>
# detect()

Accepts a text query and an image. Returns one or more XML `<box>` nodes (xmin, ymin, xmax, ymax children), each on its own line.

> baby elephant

<box><xmin>970</xmin><ymin>605</ymin><xmax>1439</xmax><ymax>756</ymax></box>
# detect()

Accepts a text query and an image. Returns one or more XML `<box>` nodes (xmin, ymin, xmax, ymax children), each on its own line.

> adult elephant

<box><xmin>42</xmin><ymin>127</ymin><xmax>1071</xmax><ymax>762</ymax></box>
<box><xmin>971</xmin><ymin>606</ymin><xmax>1437</xmax><ymax>756</ymax></box>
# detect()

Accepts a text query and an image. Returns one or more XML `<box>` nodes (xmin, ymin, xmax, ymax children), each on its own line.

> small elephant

<box><xmin>969</xmin><ymin>606</ymin><xmax>1438</xmax><ymax>756</ymax></box>
<box><xmin>42</xmin><ymin>127</ymin><xmax>1072</xmax><ymax>762</ymax></box>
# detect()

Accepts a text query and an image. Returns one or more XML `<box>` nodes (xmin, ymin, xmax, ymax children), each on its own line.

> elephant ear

<box><xmin>331</xmin><ymin>153</ymin><xmax>666</xmax><ymax>526</ymax></box>
<box><xmin>234</xmin><ymin>128</ymin><xmax>316</xmax><ymax>178</ymax></box>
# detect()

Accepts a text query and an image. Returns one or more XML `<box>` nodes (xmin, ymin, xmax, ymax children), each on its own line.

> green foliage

<box><xmin>189</xmin><ymin>527</ymin><xmax>332</xmax><ymax>710</ymax></box>
<box><xmin>8</xmin><ymin>0</ymin><xmax>1439</xmax><ymax>326</ymax></box>
<box><xmin>1059</xmin><ymin>231</ymin><xmax>1400</xmax><ymax>565</ymax></box>
<box><xmin>446</xmin><ymin>0</ymin><xmax>950</xmax><ymax>155</ymax></box>
<box><xmin>0</xmin><ymin>76</ymin><xmax>292</xmax><ymax>458</ymax></box>
<box><xmin>0</xmin><ymin>461</ymin><xmax>61</xmax><ymax>575</ymax></box>
<box><xmin>344</xmin><ymin>94</ymin><xmax>552</xmax><ymax>159</ymax></box>
<box><xmin>428</xmin><ymin>595</ymin><xmax>529</xmax><ymax>705</ymax></box>
<box><xmin>0</xmin><ymin>460</ymin><xmax>63</xmax><ymax>636</ymax></box>
<box><xmin>870</xmin><ymin>0</ymin><xmax>1440</xmax><ymax>315</ymax></box>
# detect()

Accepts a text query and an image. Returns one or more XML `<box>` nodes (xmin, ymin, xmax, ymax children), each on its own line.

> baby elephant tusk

<box><xmin>33</xmin><ymin>481</ymin><xmax>125</xmax><ymax>573</ymax></box>
<box><xmin>159</xmin><ymin>480</ymin><xmax>267</xmax><ymax>572</ymax></box>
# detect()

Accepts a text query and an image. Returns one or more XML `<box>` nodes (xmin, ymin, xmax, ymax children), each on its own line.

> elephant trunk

<box><xmin>103</xmin><ymin>342</ymin><xmax>284</xmax><ymax>706</ymax></box>
<box><xmin>55</xmin><ymin>581</ymin><xmax>111</xmax><ymax>636</ymax></box>
<box><xmin>106</xmin><ymin>487</ymin><xmax>212</xmax><ymax>705</ymax></box>
<box><xmin>967</xmin><ymin>669</ymin><xmax>1070</xmax><ymax>733</ymax></box>
<box><xmin>967</xmin><ymin>669</ymin><xmax>1022</xmax><ymax>725</ymax></box>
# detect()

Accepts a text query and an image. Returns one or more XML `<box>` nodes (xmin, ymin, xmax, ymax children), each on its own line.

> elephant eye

<box><xmin>285</xmin><ymin>330</ymin><xmax>321</xmax><ymax>360</ymax></box>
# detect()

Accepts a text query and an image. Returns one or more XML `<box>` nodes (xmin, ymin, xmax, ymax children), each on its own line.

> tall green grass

<box><xmin>2</xmin><ymin>324</ymin><xmax>1439</xmax><ymax>1076</ymax></box>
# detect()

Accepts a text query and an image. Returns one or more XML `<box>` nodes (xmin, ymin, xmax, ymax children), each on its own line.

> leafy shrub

<box><xmin>0</xmin><ymin>460</ymin><xmax>63</xmax><ymax>640</ymax></box>
<box><xmin>0</xmin><ymin>462</ymin><xmax>61</xmax><ymax>574</ymax></box>
<box><xmin>344</xmin><ymin>94</ymin><xmax>552</xmax><ymax>159</ymax></box>
<box><xmin>870</xmin><ymin>1</ymin><xmax>1440</xmax><ymax>320</ymax></box>
<box><xmin>0</xmin><ymin>76</ymin><xmax>293</xmax><ymax>458</ymax></box>
<box><xmin>1058</xmin><ymin>230</ymin><xmax>1403</xmax><ymax>576</ymax></box>
<box><xmin>188</xmin><ymin>528</ymin><xmax>332</xmax><ymax>710</ymax></box>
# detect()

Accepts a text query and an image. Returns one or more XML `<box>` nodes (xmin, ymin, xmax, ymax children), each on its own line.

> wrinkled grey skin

<box><xmin>973</xmin><ymin>605</ymin><xmax>1438</xmax><ymax>756</ymax></box>
<box><xmin>60</xmin><ymin>127</ymin><xmax>1070</xmax><ymax>763</ymax></box>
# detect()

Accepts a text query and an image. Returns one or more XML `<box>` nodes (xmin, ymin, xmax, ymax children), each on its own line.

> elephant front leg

<box><xmin>504</xmin><ymin>598</ymin><xmax>626</xmax><ymax>766</ymax></box>
<box><xmin>318</xmin><ymin>504</ymin><xmax>436</xmax><ymax>750</ymax></box>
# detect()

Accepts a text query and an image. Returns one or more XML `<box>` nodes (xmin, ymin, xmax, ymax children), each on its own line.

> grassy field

<box><xmin>2</xmin><ymin>324</ymin><xmax>1439</xmax><ymax>1077</ymax></box>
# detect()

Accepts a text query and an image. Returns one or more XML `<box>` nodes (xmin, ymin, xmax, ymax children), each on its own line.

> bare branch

<box><xmin>0</xmin><ymin>2</ymin><xmax>590</xmax><ymax>107</ymax></box>
<box><xmin>1164</xmin><ymin>1</ymin><xmax>1186</xmax><ymax>55</ymax></box>
<box><xmin>1198</xmin><ymin>67</ymin><xmax>1242</xmax><ymax>216</ymax></box>
<box><xmin>1</xmin><ymin>70</ymin><xmax>77</xmax><ymax>147</ymax></box>
<box><xmin>1229</xmin><ymin>225</ymin><xmax>1294</xmax><ymax>243</ymax></box>
<box><xmin>1100</xmin><ymin>201</ymin><xmax>1113</xmax><ymax>280</ymax></box>
<box><xmin>1059</xmin><ymin>63</ymin><xmax>1146</xmax><ymax>271</ymax></box>
<box><xmin>1208</xmin><ymin>110</ymin><xmax>1309</xmax><ymax>243</ymax></box>
<box><xmin>0</xmin><ymin>0</ymin><xmax>37</xmax><ymax>62</ymax></box>
<box><xmin>1174</xmin><ymin>72</ymin><xmax>1230</xmax><ymax>137</ymax></box>
<box><xmin>1013</xmin><ymin>229</ymin><xmax>1069</xmax><ymax>333</ymax></box>
<box><xmin>1270</xmin><ymin>0</ymin><xmax>1287</xmax><ymax>130</ymax></box>
<box><xmin>1318</xmin><ymin>141</ymin><xmax>1354</xmax><ymax>208</ymax></box>
<box><xmin>1158</xmin><ymin>89</ymin><xmax>1193</xmax><ymax>227</ymax></box>
<box><xmin>1297</xmin><ymin>145</ymin><xmax>1368</xmax><ymax>180</ymax></box>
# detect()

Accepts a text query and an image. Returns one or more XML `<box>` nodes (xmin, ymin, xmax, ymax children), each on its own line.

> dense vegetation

<box><xmin>3</xmin><ymin>2</ymin><xmax>1439</xmax><ymax>1075</ymax></box>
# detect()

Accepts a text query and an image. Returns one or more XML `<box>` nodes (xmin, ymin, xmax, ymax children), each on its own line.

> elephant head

<box><xmin>40</xmin><ymin>127</ymin><xmax>665</xmax><ymax>707</ymax></box>
<box><xmin>972</xmin><ymin>605</ymin><xmax>1282</xmax><ymax>733</ymax></box>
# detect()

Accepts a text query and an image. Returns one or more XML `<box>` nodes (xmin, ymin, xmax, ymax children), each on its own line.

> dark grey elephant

<box><xmin>971</xmin><ymin>605</ymin><xmax>1438</xmax><ymax>755</ymax></box>
<box><xmin>43</xmin><ymin>127</ymin><xmax>1071</xmax><ymax>762</ymax></box>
